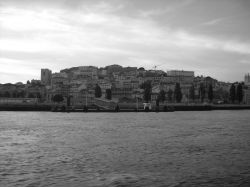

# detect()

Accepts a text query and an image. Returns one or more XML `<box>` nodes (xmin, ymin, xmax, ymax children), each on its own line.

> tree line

<box><xmin>50</xmin><ymin>82</ymin><xmax>244</xmax><ymax>104</ymax></box>
<box><xmin>95</xmin><ymin>84</ymin><xmax>112</xmax><ymax>100</ymax></box>
<box><xmin>140</xmin><ymin>81</ymin><xmax>184</xmax><ymax>103</ymax></box>
<box><xmin>139</xmin><ymin>81</ymin><xmax>244</xmax><ymax>104</ymax></box>
<box><xmin>229</xmin><ymin>83</ymin><xmax>243</xmax><ymax>103</ymax></box>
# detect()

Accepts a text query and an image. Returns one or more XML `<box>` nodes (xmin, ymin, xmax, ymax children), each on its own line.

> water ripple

<box><xmin>0</xmin><ymin>111</ymin><xmax>250</xmax><ymax>187</ymax></box>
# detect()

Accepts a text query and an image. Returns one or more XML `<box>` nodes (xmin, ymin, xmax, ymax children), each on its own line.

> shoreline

<box><xmin>1</xmin><ymin>103</ymin><xmax>250</xmax><ymax>112</ymax></box>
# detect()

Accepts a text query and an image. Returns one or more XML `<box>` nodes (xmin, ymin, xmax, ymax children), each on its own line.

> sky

<box><xmin>0</xmin><ymin>0</ymin><xmax>250</xmax><ymax>83</ymax></box>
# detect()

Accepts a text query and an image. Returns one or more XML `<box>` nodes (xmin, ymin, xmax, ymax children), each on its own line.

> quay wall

<box><xmin>1</xmin><ymin>103</ymin><xmax>250</xmax><ymax>112</ymax></box>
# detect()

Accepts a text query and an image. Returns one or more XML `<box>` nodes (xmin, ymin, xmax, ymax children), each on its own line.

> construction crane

<box><xmin>153</xmin><ymin>64</ymin><xmax>164</xmax><ymax>70</ymax></box>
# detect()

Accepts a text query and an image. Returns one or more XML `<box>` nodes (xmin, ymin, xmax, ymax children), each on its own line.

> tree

<box><xmin>66</xmin><ymin>95</ymin><xmax>72</xmax><ymax>107</ymax></box>
<box><xmin>28</xmin><ymin>93</ymin><xmax>35</xmax><ymax>98</ymax></box>
<box><xmin>222</xmin><ymin>90</ymin><xmax>230</xmax><ymax>103</ymax></box>
<box><xmin>229</xmin><ymin>83</ymin><xmax>236</xmax><ymax>103</ymax></box>
<box><xmin>3</xmin><ymin>91</ymin><xmax>10</xmax><ymax>98</ymax></box>
<box><xmin>199</xmin><ymin>83</ymin><xmax>206</xmax><ymax>103</ymax></box>
<box><xmin>36</xmin><ymin>92</ymin><xmax>42</xmax><ymax>99</ymax></box>
<box><xmin>52</xmin><ymin>94</ymin><xmax>64</xmax><ymax>103</ymax></box>
<box><xmin>17</xmin><ymin>91</ymin><xmax>25</xmax><ymax>98</ymax></box>
<box><xmin>236</xmin><ymin>83</ymin><xmax>243</xmax><ymax>103</ymax></box>
<box><xmin>158</xmin><ymin>90</ymin><xmax>166</xmax><ymax>103</ymax></box>
<box><xmin>156</xmin><ymin>97</ymin><xmax>160</xmax><ymax>107</ymax></box>
<box><xmin>140</xmin><ymin>80</ymin><xmax>152</xmax><ymax>102</ymax></box>
<box><xmin>174</xmin><ymin>83</ymin><xmax>182</xmax><ymax>103</ymax></box>
<box><xmin>94</xmin><ymin>84</ymin><xmax>102</xmax><ymax>98</ymax></box>
<box><xmin>12</xmin><ymin>91</ymin><xmax>18</xmax><ymax>98</ymax></box>
<box><xmin>189</xmin><ymin>85</ymin><xmax>195</xmax><ymax>102</ymax></box>
<box><xmin>208</xmin><ymin>84</ymin><xmax>213</xmax><ymax>103</ymax></box>
<box><xmin>167</xmin><ymin>89</ymin><xmax>173</xmax><ymax>102</ymax></box>
<box><xmin>106</xmin><ymin>89</ymin><xmax>112</xmax><ymax>100</ymax></box>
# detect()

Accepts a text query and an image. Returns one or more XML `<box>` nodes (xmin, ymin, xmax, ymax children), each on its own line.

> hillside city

<box><xmin>0</xmin><ymin>65</ymin><xmax>250</xmax><ymax>107</ymax></box>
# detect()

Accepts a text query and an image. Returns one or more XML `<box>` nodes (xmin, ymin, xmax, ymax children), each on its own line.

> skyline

<box><xmin>1</xmin><ymin>0</ymin><xmax>250</xmax><ymax>83</ymax></box>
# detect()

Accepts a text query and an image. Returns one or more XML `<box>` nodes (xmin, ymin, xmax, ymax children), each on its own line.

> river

<box><xmin>0</xmin><ymin>111</ymin><xmax>250</xmax><ymax>187</ymax></box>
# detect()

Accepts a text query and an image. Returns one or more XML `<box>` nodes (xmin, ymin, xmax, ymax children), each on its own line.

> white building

<box><xmin>166</xmin><ymin>70</ymin><xmax>194</xmax><ymax>84</ymax></box>
<box><xmin>167</xmin><ymin>70</ymin><xmax>194</xmax><ymax>77</ymax></box>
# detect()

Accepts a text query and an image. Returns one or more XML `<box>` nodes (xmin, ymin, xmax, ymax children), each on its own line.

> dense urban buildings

<box><xmin>0</xmin><ymin>64</ymin><xmax>248</xmax><ymax>106</ymax></box>
<box><xmin>244</xmin><ymin>74</ymin><xmax>250</xmax><ymax>104</ymax></box>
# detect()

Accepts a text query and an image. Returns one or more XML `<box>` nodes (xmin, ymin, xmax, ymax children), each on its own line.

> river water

<box><xmin>0</xmin><ymin>111</ymin><xmax>250</xmax><ymax>187</ymax></box>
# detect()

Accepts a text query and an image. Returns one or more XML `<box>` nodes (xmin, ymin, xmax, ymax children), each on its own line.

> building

<box><xmin>31</xmin><ymin>79</ymin><xmax>42</xmax><ymax>85</ymax></box>
<box><xmin>167</xmin><ymin>70</ymin><xmax>194</xmax><ymax>84</ymax></box>
<box><xmin>26</xmin><ymin>83</ymin><xmax>46</xmax><ymax>99</ymax></box>
<box><xmin>41</xmin><ymin>69</ymin><xmax>52</xmax><ymax>86</ymax></box>
<box><xmin>244</xmin><ymin>73</ymin><xmax>250</xmax><ymax>104</ymax></box>
<box><xmin>98</xmin><ymin>68</ymin><xmax>107</xmax><ymax>76</ymax></box>
<box><xmin>70</xmin><ymin>86</ymin><xmax>95</xmax><ymax>106</ymax></box>
<box><xmin>245</xmin><ymin>73</ymin><xmax>250</xmax><ymax>86</ymax></box>
<box><xmin>167</xmin><ymin>70</ymin><xmax>194</xmax><ymax>77</ymax></box>
<box><xmin>111</xmin><ymin>87</ymin><xmax>133</xmax><ymax>99</ymax></box>
<box><xmin>131</xmin><ymin>78</ymin><xmax>139</xmax><ymax>89</ymax></box>
<box><xmin>97</xmin><ymin>80</ymin><xmax>112</xmax><ymax>96</ymax></box>
<box><xmin>51</xmin><ymin>72</ymin><xmax>68</xmax><ymax>86</ymax></box>
<box><xmin>244</xmin><ymin>89</ymin><xmax>250</xmax><ymax>104</ymax></box>
<box><xmin>70</xmin><ymin>66</ymin><xmax>98</xmax><ymax>81</ymax></box>
<box><xmin>0</xmin><ymin>84</ymin><xmax>17</xmax><ymax>97</ymax></box>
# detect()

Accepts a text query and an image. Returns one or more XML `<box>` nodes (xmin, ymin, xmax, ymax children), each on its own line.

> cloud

<box><xmin>239</xmin><ymin>59</ymin><xmax>250</xmax><ymax>64</ymax></box>
<box><xmin>174</xmin><ymin>31</ymin><xmax>250</xmax><ymax>54</ymax></box>
<box><xmin>201</xmin><ymin>18</ymin><xmax>225</xmax><ymax>26</ymax></box>
<box><xmin>138</xmin><ymin>0</ymin><xmax>196</xmax><ymax>18</ymax></box>
<box><xmin>2</xmin><ymin>6</ymin><xmax>249</xmax><ymax>55</ymax></box>
<box><xmin>0</xmin><ymin>0</ymin><xmax>250</xmax><ymax>83</ymax></box>
<box><xmin>0</xmin><ymin>8</ymin><xmax>70</xmax><ymax>31</ymax></box>
<box><xmin>0</xmin><ymin>58</ymin><xmax>40</xmax><ymax>83</ymax></box>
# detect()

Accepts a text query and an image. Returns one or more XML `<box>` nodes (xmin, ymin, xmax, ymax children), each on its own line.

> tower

<box><xmin>41</xmin><ymin>69</ymin><xmax>52</xmax><ymax>86</ymax></box>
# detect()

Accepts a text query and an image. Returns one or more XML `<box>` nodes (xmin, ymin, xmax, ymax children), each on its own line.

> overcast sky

<box><xmin>0</xmin><ymin>0</ymin><xmax>250</xmax><ymax>83</ymax></box>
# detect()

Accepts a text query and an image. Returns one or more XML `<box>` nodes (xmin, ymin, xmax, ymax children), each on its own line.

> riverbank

<box><xmin>1</xmin><ymin>103</ymin><xmax>250</xmax><ymax>112</ymax></box>
<box><xmin>0</xmin><ymin>103</ymin><xmax>51</xmax><ymax>111</ymax></box>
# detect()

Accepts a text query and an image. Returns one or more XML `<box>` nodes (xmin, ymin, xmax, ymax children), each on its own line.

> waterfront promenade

<box><xmin>1</xmin><ymin>103</ymin><xmax>250</xmax><ymax>112</ymax></box>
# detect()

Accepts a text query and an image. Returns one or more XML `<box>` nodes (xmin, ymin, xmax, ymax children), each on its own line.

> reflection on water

<box><xmin>0</xmin><ymin>111</ymin><xmax>250</xmax><ymax>187</ymax></box>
